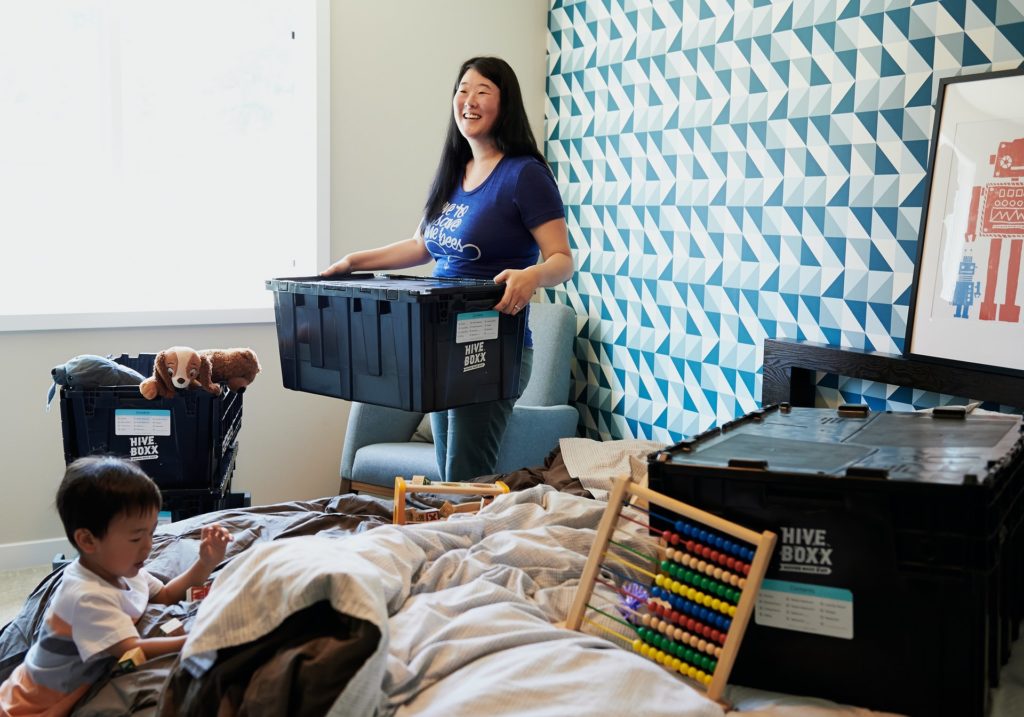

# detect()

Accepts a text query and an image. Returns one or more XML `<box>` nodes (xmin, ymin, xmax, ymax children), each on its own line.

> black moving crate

<box><xmin>158</xmin><ymin>442</ymin><xmax>248</xmax><ymax>521</ymax></box>
<box><xmin>648</xmin><ymin>404</ymin><xmax>1024</xmax><ymax>717</ymax></box>
<box><xmin>266</xmin><ymin>274</ymin><xmax>526</xmax><ymax>412</ymax></box>
<box><xmin>60</xmin><ymin>353</ymin><xmax>243</xmax><ymax>491</ymax></box>
<box><xmin>161</xmin><ymin>488</ymin><xmax>252</xmax><ymax>522</ymax></box>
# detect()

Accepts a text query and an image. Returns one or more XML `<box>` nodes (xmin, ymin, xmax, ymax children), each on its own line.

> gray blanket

<box><xmin>176</xmin><ymin>487</ymin><xmax>722</xmax><ymax>717</ymax></box>
<box><xmin>1</xmin><ymin>485</ymin><xmax>905</xmax><ymax>716</ymax></box>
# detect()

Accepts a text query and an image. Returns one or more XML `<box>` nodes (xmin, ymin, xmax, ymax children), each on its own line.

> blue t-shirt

<box><xmin>421</xmin><ymin>155</ymin><xmax>564</xmax><ymax>346</ymax></box>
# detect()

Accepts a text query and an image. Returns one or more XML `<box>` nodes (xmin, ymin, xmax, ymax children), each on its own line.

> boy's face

<box><xmin>76</xmin><ymin>508</ymin><xmax>158</xmax><ymax>585</ymax></box>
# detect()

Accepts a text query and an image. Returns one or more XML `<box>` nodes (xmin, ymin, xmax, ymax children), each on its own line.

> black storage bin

<box><xmin>266</xmin><ymin>274</ymin><xmax>526</xmax><ymax>412</ymax></box>
<box><xmin>59</xmin><ymin>353</ymin><xmax>243</xmax><ymax>491</ymax></box>
<box><xmin>161</xmin><ymin>488</ymin><xmax>252</xmax><ymax>522</ymax></box>
<box><xmin>648</xmin><ymin>405</ymin><xmax>1024</xmax><ymax>717</ymax></box>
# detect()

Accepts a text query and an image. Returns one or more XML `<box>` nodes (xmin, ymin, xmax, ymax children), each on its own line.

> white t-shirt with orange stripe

<box><xmin>0</xmin><ymin>560</ymin><xmax>163</xmax><ymax>716</ymax></box>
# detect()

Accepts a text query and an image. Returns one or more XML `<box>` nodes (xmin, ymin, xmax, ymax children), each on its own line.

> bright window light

<box><xmin>0</xmin><ymin>0</ymin><xmax>328</xmax><ymax>331</ymax></box>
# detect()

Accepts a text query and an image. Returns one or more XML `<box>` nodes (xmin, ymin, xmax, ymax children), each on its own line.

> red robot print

<box><xmin>964</xmin><ymin>138</ymin><xmax>1024</xmax><ymax>323</ymax></box>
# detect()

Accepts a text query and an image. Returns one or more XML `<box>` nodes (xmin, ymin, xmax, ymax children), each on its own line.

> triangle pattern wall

<box><xmin>545</xmin><ymin>0</ymin><xmax>1024</xmax><ymax>441</ymax></box>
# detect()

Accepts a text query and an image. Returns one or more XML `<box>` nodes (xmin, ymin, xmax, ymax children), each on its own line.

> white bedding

<box><xmin>181</xmin><ymin>487</ymin><xmax>896</xmax><ymax>717</ymax></box>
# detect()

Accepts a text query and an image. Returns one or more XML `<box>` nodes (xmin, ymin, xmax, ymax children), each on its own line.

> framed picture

<box><xmin>906</xmin><ymin>68</ymin><xmax>1024</xmax><ymax>378</ymax></box>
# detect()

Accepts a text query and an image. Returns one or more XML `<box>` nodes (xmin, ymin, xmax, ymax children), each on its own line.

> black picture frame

<box><xmin>905</xmin><ymin>67</ymin><xmax>1024</xmax><ymax>379</ymax></box>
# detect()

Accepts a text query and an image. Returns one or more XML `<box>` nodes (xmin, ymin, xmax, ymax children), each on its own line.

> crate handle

<box><xmin>844</xmin><ymin>465</ymin><xmax>890</xmax><ymax>480</ymax></box>
<box><xmin>297</xmin><ymin>294</ymin><xmax>326</xmax><ymax>368</ymax></box>
<box><xmin>728</xmin><ymin>458</ymin><xmax>769</xmax><ymax>470</ymax></box>
<box><xmin>462</xmin><ymin>298</ymin><xmax>496</xmax><ymax>313</ymax></box>
<box><xmin>357</xmin><ymin>299</ymin><xmax>382</xmax><ymax>377</ymax></box>
<box><xmin>764</xmin><ymin>484</ymin><xmax>846</xmax><ymax>508</ymax></box>
<box><xmin>837</xmin><ymin>403</ymin><xmax>869</xmax><ymax>418</ymax></box>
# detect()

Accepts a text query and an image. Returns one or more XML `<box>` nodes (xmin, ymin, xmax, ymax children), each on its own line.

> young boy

<box><xmin>0</xmin><ymin>456</ymin><xmax>232</xmax><ymax>716</ymax></box>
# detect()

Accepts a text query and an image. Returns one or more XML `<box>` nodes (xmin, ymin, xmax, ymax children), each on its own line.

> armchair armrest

<box><xmin>494</xmin><ymin>404</ymin><xmax>579</xmax><ymax>474</ymax></box>
<box><xmin>340</xmin><ymin>403</ymin><xmax>424</xmax><ymax>480</ymax></box>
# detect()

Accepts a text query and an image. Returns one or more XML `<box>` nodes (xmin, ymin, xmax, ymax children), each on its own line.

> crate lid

<box><xmin>656</xmin><ymin>406</ymin><xmax>1023</xmax><ymax>488</ymax></box>
<box><xmin>266</xmin><ymin>273</ymin><xmax>504</xmax><ymax>301</ymax></box>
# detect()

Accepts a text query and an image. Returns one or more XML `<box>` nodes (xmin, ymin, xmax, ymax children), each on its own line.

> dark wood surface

<box><xmin>762</xmin><ymin>339</ymin><xmax>1024</xmax><ymax>409</ymax></box>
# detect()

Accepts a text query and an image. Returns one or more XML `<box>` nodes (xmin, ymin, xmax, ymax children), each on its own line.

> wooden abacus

<box><xmin>564</xmin><ymin>475</ymin><xmax>776</xmax><ymax>703</ymax></box>
<box><xmin>393</xmin><ymin>476</ymin><xmax>510</xmax><ymax>525</ymax></box>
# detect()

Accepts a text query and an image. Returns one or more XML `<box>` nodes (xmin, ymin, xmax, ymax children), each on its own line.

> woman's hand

<box><xmin>493</xmin><ymin>267</ymin><xmax>540</xmax><ymax>315</ymax></box>
<box><xmin>198</xmin><ymin>523</ymin><xmax>232</xmax><ymax>569</ymax></box>
<box><xmin>320</xmin><ymin>234</ymin><xmax>433</xmax><ymax>278</ymax></box>
<box><xmin>493</xmin><ymin>217</ymin><xmax>573</xmax><ymax>315</ymax></box>
<box><xmin>321</xmin><ymin>256</ymin><xmax>353</xmax><ymax>277</ymax></box>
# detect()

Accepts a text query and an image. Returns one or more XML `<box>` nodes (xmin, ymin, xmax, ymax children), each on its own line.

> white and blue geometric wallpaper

<box><xmin>544</xmin><ymin>0</ymin><xmax>1024</xmax><ymax>442</ymax></box>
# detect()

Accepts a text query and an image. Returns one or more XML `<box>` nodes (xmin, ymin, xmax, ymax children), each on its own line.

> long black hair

<box><xmin>423</xmin><ymin>57</ymin><xmax>548</xmax><ymax>224</ymax></box>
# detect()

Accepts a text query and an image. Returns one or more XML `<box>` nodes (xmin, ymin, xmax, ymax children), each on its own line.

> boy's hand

<box><xmin>153</xmin><ymin>524</ymin><xmax>233</xmax><ymax>606</ymax></box>
<box><xmin>198</xmin><ymin>523</ymin><xmax>232</xmax><ymax>568</ymax></box>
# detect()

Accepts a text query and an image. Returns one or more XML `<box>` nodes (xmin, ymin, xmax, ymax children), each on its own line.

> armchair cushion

<box><xmin>350</xmin><ymin>442</ymin><xmax>440</xmax><ymax>488</ymax></box>
<box><xmin>493</xmin><ymin>404</ymin><xmax>579</xmax><ymax>474</ymax></box>
<box><xmin>339</xmin><ymin>403</ymin><xmax>424</xmax><ymax>483</ymax></box>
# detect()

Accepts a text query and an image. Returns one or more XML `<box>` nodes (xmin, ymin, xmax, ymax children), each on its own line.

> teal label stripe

<box><xmin>115</xmin><ymin>409</ymin><xmax>171</xmax><ymax>417</ymax></box>
<box><xmin>762</xmin><ymin>579</ymin><xmax>853</xmax><ymax>603</ymax></box>
<box><xmin>457</xmin><ymin>310</ymin><xmax>499</xmax><ymax>321</ymax></box>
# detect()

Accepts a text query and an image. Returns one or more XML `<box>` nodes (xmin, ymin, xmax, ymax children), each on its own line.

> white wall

<box><xmin>330</xmin><ymin>0</ymin><xmax>550</xmax><ymax>261</ymax></box>
<box><xmin>0</xmin><ymin>0</ymin><xmax>548</xmax><ymax>569</ymax></box>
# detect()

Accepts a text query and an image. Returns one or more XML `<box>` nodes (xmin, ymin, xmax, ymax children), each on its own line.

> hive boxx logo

<box><xmin>463</xmin><ymin>342</ymin><xmax>486</xmax><ymax>372</ymax></box>
<box><xmin>128</xmin><ymin>435</ymin><xmax>160</xmax><ymax>461</ymax></box>
<box><xmin>778</xmin><ymin>526</ymin><xmax>833</xmax><ymax>575</ymax></box>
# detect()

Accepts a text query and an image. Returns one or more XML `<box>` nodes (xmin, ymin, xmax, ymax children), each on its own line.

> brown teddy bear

<box><xmin>139</xmin><ymin>347</ymin><xmax>261</xmax><ymax>400</ymax></box>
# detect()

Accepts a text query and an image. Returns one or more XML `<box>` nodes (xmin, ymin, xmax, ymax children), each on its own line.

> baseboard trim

<box><xmin>0</xmin><ymin>538</ymin><xmax>74</xmax><ymax>572</ymax></box>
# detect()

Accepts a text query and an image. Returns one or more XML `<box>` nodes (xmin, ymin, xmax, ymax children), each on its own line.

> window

<box><xmin>0</xmin><ymin>0</ymin><xmax>328</xmax><ymax>331</ymax></box>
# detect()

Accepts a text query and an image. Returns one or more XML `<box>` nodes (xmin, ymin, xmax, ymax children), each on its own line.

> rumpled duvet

<box><xmin>0</xmin><ymin>452</ymin><xmax>908</xmax><ymax>717</ymax></box>
<box><xmin>164</xmin><ymin>486</ymin><xmax>723</xmax><ymax>717</ymax></box>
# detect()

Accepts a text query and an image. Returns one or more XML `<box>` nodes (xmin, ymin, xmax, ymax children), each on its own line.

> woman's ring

<box><xmin>513</xmin><ymin>304</ymin><xmax>520</xmax><ymax>311</ymax></box>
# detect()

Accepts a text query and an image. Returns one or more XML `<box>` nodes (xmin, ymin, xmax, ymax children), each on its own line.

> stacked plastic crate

<box><xmin>59</xmin><ymin>353</ymin><xmax>250</xmax><ymax>521</ymax></box>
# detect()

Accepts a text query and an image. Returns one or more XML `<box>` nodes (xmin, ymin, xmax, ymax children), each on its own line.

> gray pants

<box><xmin>430</xmin><ymin>348</ymin><xmax>533</xmax><ymax>483</ymax></box>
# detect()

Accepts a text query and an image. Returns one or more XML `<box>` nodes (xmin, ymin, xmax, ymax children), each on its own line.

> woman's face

<box><xmin>453</xmin><ymin>68</ymin><xmax>501</xmax><ymax>143</ymax></box>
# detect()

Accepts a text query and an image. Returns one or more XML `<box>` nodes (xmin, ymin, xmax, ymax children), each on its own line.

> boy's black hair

<box><xmin>423</xmin><ymin>56</ymin><xmax>550</xmax><ymax>225</ymax></box>
<box><xmin>56</xmin><ymin>456</ymin><xmax>162</xmax><ymax>549</ymax></box>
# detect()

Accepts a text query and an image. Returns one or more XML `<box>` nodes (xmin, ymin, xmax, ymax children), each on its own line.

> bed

<box><xmin>0</xmin><ymin>448</ymin><xmax>921</xmax><ymax>716</ymax></box>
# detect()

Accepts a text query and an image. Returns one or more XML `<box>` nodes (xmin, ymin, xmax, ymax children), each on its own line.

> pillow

<box><xmin>558</xmin><ymin>437</ymin><xmax>664</xmax><ymax>501</ymax></box>
<box><xmin>410</xmin><ymin>415</ymin><xmax>433</xmax><ymax>443</ymax></box>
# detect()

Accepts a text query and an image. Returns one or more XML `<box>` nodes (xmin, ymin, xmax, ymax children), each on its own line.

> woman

<box><xmin>322</xmin><ymin>56</ymin><xmax>573</xmax><ymax>483</ymax></box>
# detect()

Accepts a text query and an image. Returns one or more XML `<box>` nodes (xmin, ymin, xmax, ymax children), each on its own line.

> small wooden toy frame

<box><xmin>564</xmin><ymin>475</ymin><xmax>776</xmax><ymax>703</ymax></box>
<box><xmin>393</xmin><ymin>476</ymin><xmax>510</xmax><ymax>525</ymax></box>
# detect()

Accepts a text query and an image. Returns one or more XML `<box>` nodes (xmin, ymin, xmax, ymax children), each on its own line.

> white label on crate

<box><xmin>115</xmin><ymin>409</ymin><xmax>171</xmax><ymax>436</ymax></box>
<box><xmin>455</xmin><ymin>310</ymin><xmax>499</xmax><ymax>344</ymax></box>
<box><xmin>755</xmin><ymin>579</ymin><xmax>853</xmax><ymax>639</ymax></box>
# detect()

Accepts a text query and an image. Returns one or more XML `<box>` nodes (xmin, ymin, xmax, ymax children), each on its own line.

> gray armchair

<box><xmin>339</xmin><ymin>302</ymin><xmax>579</xmax><ymax>495</ymax></box>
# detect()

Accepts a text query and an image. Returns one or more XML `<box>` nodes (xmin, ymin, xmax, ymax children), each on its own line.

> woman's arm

<box><xmin>321</xmin><ymin>230</ymin><xmax>432</xmax><ymax>277</ymax></box>
<box><xmin>493</xmin><ymin>217</ymin><xmax>573</xmax><ymax>314</ymax></box>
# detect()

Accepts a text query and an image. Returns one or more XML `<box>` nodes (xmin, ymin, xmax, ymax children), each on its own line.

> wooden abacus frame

<box><xmin>564</xmin><ymin>475</ymin><xmax>776</xmax><ymax>703</ymax></box>
<box><xmin>393</xmin><ymin>476</ymin><xmax>510</xmax><ymax>525</ymax></box>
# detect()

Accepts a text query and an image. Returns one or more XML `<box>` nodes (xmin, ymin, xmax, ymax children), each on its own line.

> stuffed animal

<box><xmin>201</xmin><ymin>348</ymin><xmax>262</xmax><ymax>392</ymax></box>
<box><xmin>51</xmin><ymin>354</ymin><xmax>147</xmax><ymax>389</ymax></box>
<box><xmin>139</xmin><ymin>347</ymin><xmax>261</xmax><ymax>400</ymax></box>
<box><xmin>47</xmin><ymin>354</ymin><xmax>147</xmax><ymax>410</ymax></box>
